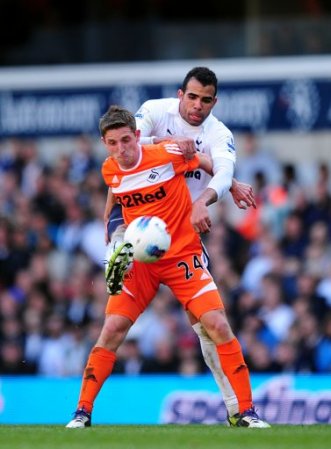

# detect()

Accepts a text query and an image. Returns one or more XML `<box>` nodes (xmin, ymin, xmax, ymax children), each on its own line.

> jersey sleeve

<box><xmin>101</xmin><ymin>158</ymin><xmax>115</xmax><ymax>187</ymax></box>
<box><xmin>135</xmin><ymin>100</ymin><xmax>159</xmax><ymax>144</ymax></box>
<box><xmin>208</xmin><ymin>126</ymin><xmax>237</xmax><ymax>165</ymax></box>
<box><xmin>207</xmin><ymin>158</ymin><xmax>234</xmax><ymax>200</ymax></box>
<box><xmin>202</xmin><ymin>120</ymin><xmax>236</xmax><ymax>200</ymax></box>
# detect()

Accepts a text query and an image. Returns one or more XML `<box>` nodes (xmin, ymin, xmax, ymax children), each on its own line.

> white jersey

<box><xmin>135</xmin><ymin>98</ymin><xmax>236</xmax><ymax>202</ymax></box>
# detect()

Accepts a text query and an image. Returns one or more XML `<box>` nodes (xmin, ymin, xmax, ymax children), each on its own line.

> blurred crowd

<box><xmin>0</xmin><ymin>134</ymin><xmax>331</xmax><ymax>377</ymax></box>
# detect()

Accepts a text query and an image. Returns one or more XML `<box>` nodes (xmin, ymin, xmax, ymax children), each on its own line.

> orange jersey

<box><xmin>102</xmin><ymin>142</ymin><xmax>201</xmax><ymax>260</ymax></box>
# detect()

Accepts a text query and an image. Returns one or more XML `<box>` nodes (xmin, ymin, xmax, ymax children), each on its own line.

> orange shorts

<box><xmin>105</xmin><ymin>252</ymin><xmax>224</xmax><ymax>323</ymax></box>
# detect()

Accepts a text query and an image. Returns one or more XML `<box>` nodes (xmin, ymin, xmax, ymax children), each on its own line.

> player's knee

<box><xmin>100</xmin><ymin>315</ymin><xmax>132</xmax><ymax>349</ymax></box>
<box><xmin>192</xmin><ymin>322</ymin><xmax>213</xmax><ymax>342</ymax></box>
<box><xmin>200</xmin><ymin>310</ymin><xmax>233</xmax><ymax>341</ymax></box>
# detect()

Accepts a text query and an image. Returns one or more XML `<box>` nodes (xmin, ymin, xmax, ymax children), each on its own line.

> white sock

<box><xmin>192</xmin><ymin>322</ymin><xmax>239</xmax><ymax>417</ymax></box>
<box><xmin>104</xmin><ymin>225</ymin><xmax>127</xmax><ymax>273</ymax></box>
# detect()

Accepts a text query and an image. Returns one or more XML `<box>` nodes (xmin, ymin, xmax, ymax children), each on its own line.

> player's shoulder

<box><xmin>102</xmin><ymin>155</ymin><xmax>113</xmax><ymax>165</ymax></box>
<box><xmin>101</xmin><ymin>156</ymin><xmax>115</xmax><ymax>172</ymax></box>
<box><xmin>144</xmin><ymin>140</ymin><xmax>181</xmax><ymax>155</ymax></box>
<box><xmin>162</xmin><ymin>141</ymin><xmax>182</xmax><ymax>155</ymax></box>
<box><xmin>135</xmin><ymin>98</ymin><xmax>177</xmax><ymax>118</ymax></box>
<box><xmin>205</xmin><ymin>113</ymin><xmax>233</xmax><ymax>137</ymax></box>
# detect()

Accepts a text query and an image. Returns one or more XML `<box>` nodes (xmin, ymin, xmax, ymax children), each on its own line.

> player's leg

<box><xmin>66</xmin><ymin>262</ymin><xmax>159</xmax><ymax>428</ymax></box>
<box><xmin>66</xmin><ymin>313</ymin><xmax>132</xmax><ymax>428</ymax></box>
<box><xmin>165</xmin><ymin>254</ymin><xmax>270</xmax><ymax>428</ymax></box>
<box><xmin>198</xmin><ymin>308</ymin><xmax>270</xmax><ymax>428</ymax></box>
<box><xmin>187</xmin><ymin>241</ymin><xmax>239</xmax><ymax>416</ymax></box>
<box><xmin>187</xmin><ymin>310</ymin><xmax>239</xmax><ymax>416</ymax></box>
<box><xmin>104</xmin><ymin>204</ymin><xmax>133</xmax><ymax>294</ymax></box>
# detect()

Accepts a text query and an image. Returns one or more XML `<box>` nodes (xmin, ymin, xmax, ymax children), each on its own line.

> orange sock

<box><xmin>78</xmin><ymin>346</ymin><xmax>116</xmax><ymax>413</ymax></box>
<box><xmin>217</xmin><ymin>338</ymin><xmax>252</xmax><ymax>413</ymax></box>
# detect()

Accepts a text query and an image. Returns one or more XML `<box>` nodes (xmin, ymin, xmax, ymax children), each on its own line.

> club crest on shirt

<box><xmin>147</xmin><ymin>169</ymin><xmax>160</xmax><ymax>183</ymax></box>
<box><xmin>227</xmin><ymin>137</ymin><xmax>236</xmax><ymax>154</ymax></box>
<box><xmin>134</xmin><ymin>106</ymin><xmax>148</xmax><ymax>119</ymax></box>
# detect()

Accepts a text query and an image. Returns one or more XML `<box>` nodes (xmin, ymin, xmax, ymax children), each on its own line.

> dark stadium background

<box><xmin>0</xmin><ymin>0</ymin><xmax>330</xmax><ymax>65</ymax></box>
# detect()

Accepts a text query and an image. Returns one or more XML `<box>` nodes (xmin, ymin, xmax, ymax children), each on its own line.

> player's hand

<box><xmin>174</xmin><ymin>138</ymin><xmax>197</xmax><ymax>160</ymax></box>
<box><xmin>230</xmin><ymin>179</ymin><xmax>256</xmax><ymax>210</ymax></box>
<box><xmin>191</xmin><ymin>200</ymin><xmax>211</xmax><ymax>233</ymax></box>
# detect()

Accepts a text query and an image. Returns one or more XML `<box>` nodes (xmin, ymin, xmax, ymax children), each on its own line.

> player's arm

<box><xmin>197</xmin><ymin>152</ymin><xmax>213</xmax><ymax>175</ymax></box>
<box><xmin>191</xmin><ymin>157</ymin><xmax>234</xmax><ymax>234</ymax></box>
<box><xmin>160</xmin><ymin>135</ymin><xmax>255</xmax><ymax>208</ymax></box>
<box><xmin>154</xmin><ymin>136</ymin><xmax>197</xmax><ymax>160</ymax></box>
<box><xmin>209</xmin><ymin>131</ymin><xmax>256</xmax><ymax>209</ymax></box>
<box><xmin>191</xmin><ymin>188</ymin><xmax>216</xmax><ymax>234</ymax></box>
<box><xmin>144</xmin><ymin>135</ymin><xmax>197</xmax><ymax>161</ymax></box>
<box><xmin>135</xmin><ymin>101</ymin><xmax>158</xmax><ymax>145</ymax></box>
<box><xmin>104</xmin><ymin>187</ymin><xmax>116</xmax><ymax>244</ymax></box>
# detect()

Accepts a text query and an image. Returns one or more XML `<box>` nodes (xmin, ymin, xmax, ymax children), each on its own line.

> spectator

<box><xmin>245</xmin><ymin>341</ymin><xmax>279</xmax><ymax>373</ymax></box>
<box><xmin>0</xmin><ymin>341</ymin><xmax>35</xmax><ymax>374</ymax></box>
<box><xmin>68</xmin><ymin>135</ymin><xmax>100</xmax><ymax>184</ymax></box>
<box><xmin>235</xmin><ymin>133</ymin><xmax>282</xmax><ymax>187</ymax></box>
<box><xmin>315</xmin><ymin>313</ymin><xmax>331</xmax><ymax>372</ymax></box>
<box><xmin>294</xmin><ymin>312</ymin><xmax>321</xmax><ymax>372</ymax></box>
<box><xmin>292</xmin><ymin>271</ymin><xmax>330</xmax><ymax>320</ymax></box>
<box><xmin>279</xmin><ymin>211</ymin><xmax>308</xmax><ymax>259</ymax></box>
<box><xmin>22</xmin><ymin>307</ymin><xmax>44</xmax><ymax>372</ymax></box>
<box><xmin>272</xmin><ymin>341</ymin><xmax>298</xmax><ymax>373</ymax></box>
<box><xmin>241</xmin><ymin>230</ymin><xmax>280</xmax><ymax>298</ymax></box>
<box><xmin>37</xmin><ymin>313</ymin><xmax>70</xmax><ymax>376</ymax></box>
<box><xmin>258</xmin><ymin>273</ymin><xmax>296</xmax><ymax>343</ymax></box>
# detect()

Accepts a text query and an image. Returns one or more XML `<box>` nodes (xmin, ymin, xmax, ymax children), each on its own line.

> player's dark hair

<box><xmin>181</xmin><ymin>67</ymin><xmax>218</xmax><ymax>96</ymax></box>
<box><xmin>99</xmin><ymin>105</ymin><xmax>136</xmax><ymax>137</ymax></box>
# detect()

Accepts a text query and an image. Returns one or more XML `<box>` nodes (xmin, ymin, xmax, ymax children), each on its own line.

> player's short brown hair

<box><xmin>99</xmin><ymin>105</ymin><xmax>136</xmax><ymax>137</ymax></box>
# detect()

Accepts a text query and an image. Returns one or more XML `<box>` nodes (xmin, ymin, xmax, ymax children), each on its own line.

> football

<box><xmin>124</xmin><ymin>216</ymin><xmax>171</xmax><ymax>263</ymax></box>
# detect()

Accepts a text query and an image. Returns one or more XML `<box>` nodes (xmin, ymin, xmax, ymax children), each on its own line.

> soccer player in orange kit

<box><xmin>66</xmin><ymin>105</ymin><xmax>270</xmax><ymax>429</ymax></box>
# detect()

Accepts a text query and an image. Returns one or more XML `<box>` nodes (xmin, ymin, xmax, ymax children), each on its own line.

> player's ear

<box><xmin>177</xmin><ymin>88</ymin><xmax>184</xmax><ymax>99</ymax></box>
<box><xmin>135</xmin><ymin>129</ymin><xmax>141</xmax><ymax>141</ymax></box>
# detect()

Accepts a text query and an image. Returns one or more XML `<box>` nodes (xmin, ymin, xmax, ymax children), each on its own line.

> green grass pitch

<box><xmin>0</xmin><ymin>424</ymin><xmax>330</xmax><ymax>449</ymax></box>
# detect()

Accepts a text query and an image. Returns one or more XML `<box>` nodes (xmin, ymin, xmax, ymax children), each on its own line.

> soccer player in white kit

<box><xmin>104</xmin><ymin>67</ymin><xmax>262</xmax><ymax>426</ymax></box>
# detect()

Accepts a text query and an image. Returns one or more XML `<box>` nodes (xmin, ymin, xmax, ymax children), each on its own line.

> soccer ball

<box><xmin>124</xmin><ymin>216</ymin><xmax>171</xmax><ymax>263</ymax></box>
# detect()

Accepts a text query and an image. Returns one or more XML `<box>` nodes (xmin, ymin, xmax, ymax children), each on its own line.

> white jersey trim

<box><xmin>112</xmin><ymin>162</ymin><xmax>175</xmax><ymax>193</ymax></box>
<box><xmin>191</xmin><ymin>281</ymin><xmax>218</xmax><ymax>299</ymax></box>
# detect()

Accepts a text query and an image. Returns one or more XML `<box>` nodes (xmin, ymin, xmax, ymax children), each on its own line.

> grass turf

<box><xmin>0</xmin><ymin>424</ymin><xmax>330</xmax><ymax>449</ymax></box>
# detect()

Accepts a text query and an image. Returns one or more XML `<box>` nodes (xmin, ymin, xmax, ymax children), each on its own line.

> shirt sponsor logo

<box><xmin>116</xmin><ymin>186</ymin><xmax>166</xmax><ymax>207</ymax></box>
<box><xmin>185</xmin><ymin>170</ymin><xmax>201</xmax><ymax>180</ymax></box>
